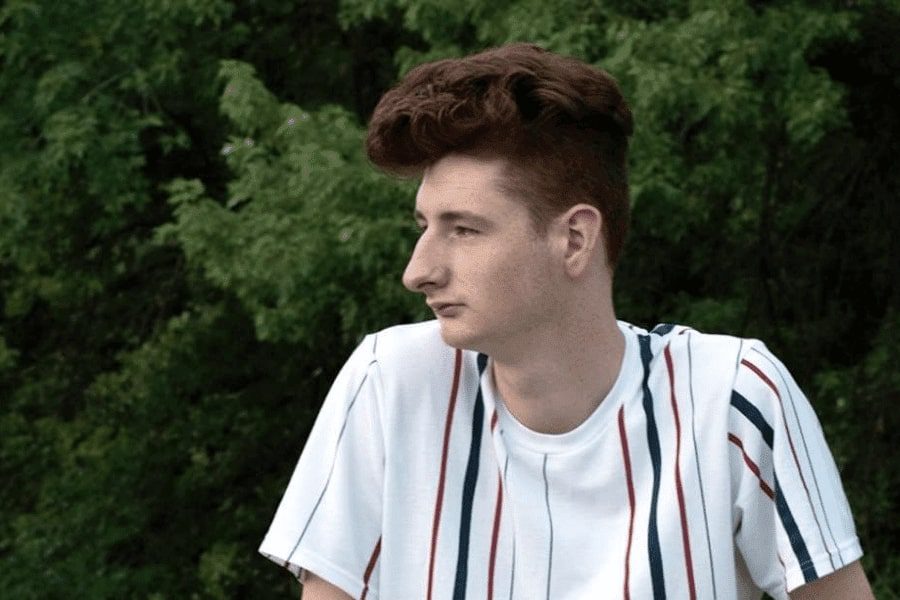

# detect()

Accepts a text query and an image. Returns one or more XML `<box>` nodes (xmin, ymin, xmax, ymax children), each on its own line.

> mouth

<box><xmin>428</xmin><ymin>302</ymin><xmax>462</xmax><ymax>317</ymax></box>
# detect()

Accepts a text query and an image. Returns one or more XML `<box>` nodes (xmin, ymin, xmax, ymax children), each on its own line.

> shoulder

<box><xmin>618</xmin><ymin>320</ymin><xmax>788</xmax><ymax>406</ymax></box>
<box><xmin>636</xmin><ymin>324</ymin><xmax>809</xmax><ymax>430</ymax></box>
<box><xmin>361</xmin><ymin>320</ymin><xmax>472</xmax><ymax>428</ymax></box>
<box><xmin>370</xmin><ymin>318</ymin><xmax>443</xmax><ymax>347</ymax></box>
<box><xmin>363</xmin><ymin>319</ymin><xmax>459</xmax><ymax>381</ymax></box>
<box><xmin>620</xmin><ymin>320</ymin><xmax>760</xmax><ymax>369</ymax></box>
<box><xmin>368</xmin><ymin>319</ymin><xmax>449</xmax><ymax>361</ymax></box>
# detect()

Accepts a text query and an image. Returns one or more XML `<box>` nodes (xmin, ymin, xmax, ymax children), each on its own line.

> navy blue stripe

<box><xmin>651</xmin><ymin>323</ymin><xmax>676</xmax><ymax>336</ymax></box>
<box><xmin>753</xmin><ymin>348</ymin><xmax>841</xmax><ymax>568</ymax></box>
<box><xmin>732</xmin><ymin>386</ymin><xmax>818</xmax><ymax>581</ymax></box>
<box><xmin>730</xmin><ymin>391</ymin><xmax>774</xmax><ymax>448</ymax></box>
<box><xmin>775</xmin><ymin>474</ymin><xmax>819</xmax><ymax>582</ymax></box>
<box><xmin>452</xmin><ymin>353</ymin><xmax>489</xmax><ymax>600</ymax></box>
<box><xmin>638</xmin><ymin>334</ymin><xmax>666</xmax><ymax>600</ymax></box>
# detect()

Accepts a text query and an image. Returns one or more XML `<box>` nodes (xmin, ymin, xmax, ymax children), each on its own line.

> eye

<box><xmin>453</xmin><ymin>225</ymin><xmax>478</xmax><ymax>237</ymax></box>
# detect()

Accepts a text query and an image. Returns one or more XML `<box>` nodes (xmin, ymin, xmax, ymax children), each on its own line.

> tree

<box><xmin>1</xmin><ymin>0</ymin><xmax>896</xmax><ymax>596</ymax></box>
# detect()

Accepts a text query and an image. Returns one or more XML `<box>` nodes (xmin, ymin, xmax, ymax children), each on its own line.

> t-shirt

<box><xmin>258</xmin><ymin>320</ymin><xmax>862</xmax><ymax>600</ymax></box>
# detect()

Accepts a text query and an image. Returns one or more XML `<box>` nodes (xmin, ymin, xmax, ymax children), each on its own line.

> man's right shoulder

<box><xmin>366</xmin><ymin>319</ymin><xmax>457</xmax><ymax>371</ymax></box>
<box><xmin>359</xmin><ymin>320</ymin><xmax>467</xmax><ymax>419</ymax></box>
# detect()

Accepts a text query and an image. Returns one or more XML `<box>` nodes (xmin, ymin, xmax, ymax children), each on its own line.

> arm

<box><xmin>259</xmin><ymin>335</ymin><xmax>384</xmax><ymax>597</ymax></box>
<box><xmin>300</xmin><ymin>571</ymin><xmax>354</xmax><ymax>600</ymax></box>
<box><xmin>729</xmin><ymin>342</ymin><xmax>869</xmax><ymax>598</ymax></box>
<box><xmin>789</xmin><ymin>560</ymin><xmax>874</xmax><ymax>600</ymax></box>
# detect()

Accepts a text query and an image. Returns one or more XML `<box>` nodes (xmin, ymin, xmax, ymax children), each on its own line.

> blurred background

<box><xmin>0</xmin><ymin>0</ymin><xmax>897</xmax><ymax>597</ymax></box>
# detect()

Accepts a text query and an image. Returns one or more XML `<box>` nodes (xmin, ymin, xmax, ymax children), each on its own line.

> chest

<box><xmin>381</xmin><ymin>422</ymin><xmax>739</xmax><ymax>600</ymax></box>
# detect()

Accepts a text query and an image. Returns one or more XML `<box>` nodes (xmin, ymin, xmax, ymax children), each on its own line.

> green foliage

<box><xmin>812</xmin><ymin>309</ymin><xmax>900</xmax><ymax>598</ymax></box>
<box><xmin>157</xmin><ymin>60</ymin><xmax>423</xmax><ymax>347</ymax></box>
<box><xmin>0</xmin><ymin>334</ymin><xmax>17</xmax><ymax>373</ymax></box>
<box><xmin>1</xmin><ymin>0</ymin><xmax>897</xmax><ymax>597</ymax></box>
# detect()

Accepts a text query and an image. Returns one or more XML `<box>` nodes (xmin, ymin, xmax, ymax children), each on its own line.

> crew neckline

<box><xmin>485</xmin><ymin>321</ymin><xmax>640</xmax><ymax>455</ymax></box>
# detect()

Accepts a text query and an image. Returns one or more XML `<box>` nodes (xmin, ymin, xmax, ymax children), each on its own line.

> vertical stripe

<box><xmin>686</xmin><ymin>334</ymin><xmax>717</xmax><ymax>598</ymax></box>
<box><xmin>617</xmin><ymin>405</ymin><xmax>636</xmax><ymax>600</ymax></box>
<box><xmin>504</xmin><ymin>455</ymin><xmax>516</xmax><ymax>600</ymax></box>
<box><xmin>542</xmin><ymin>454</ymin><xmax>554</xmax><ymax>600</ymax></box>
<box><xmin>741</xmin><ymin>358</ymin><xmax>836</xmax><ymax>570</ymax></box>
<box><xmin>426</xmin><ymin>349</ymin><xmax>463</xmax><ymax>600</ymax></box>
<box><xmin>487</xmin><ymin>471</ymin><xmax>503</xmax><ymax>600</ymax></box>
<box><xmin>286</xmin><ymin>362</ymin><xmax>377</xmax><ymax>565</ymax></box>
<box><xmin>664</xmin><ymin>346</ymin><xmax>697</xmax><ymax>600</ymax></box>
<box><xmin>733</xmin><ymin>340</ymin><xmax>744</xmax><ymax>376</ymax></box>
<box><xmin>752</xmin><ymin>348</ymin><xmax>843</xmax><ymax>564</ymax></box>
<box><xmin>775</xmin><ymin>475</ymin><xmax>819</xmax><ymax>582</ymax></box>
<box><xmin>452</xmin><ymin>353</ymin><xmax>489</xmax><ymax>600</ymax></box>
<box><xmin>360</xmin><ymin>536</ymin><xmax>382</xmax><ymax>600</ymax></box>
<box><xmin>638</xmin><ymin>334</ymin><xmax>666</xmax><ymax>599</ymax></box>
<box><xmin>731</xmin><ymin>388</ymin><xmax>818</xmax><ymax>582</ymax></box>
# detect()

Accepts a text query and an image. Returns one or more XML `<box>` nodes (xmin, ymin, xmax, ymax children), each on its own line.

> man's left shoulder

<box><xmin>627</xmin><ymin>320</ymin><xmax>757</xmax><ymax>363</ymax></box>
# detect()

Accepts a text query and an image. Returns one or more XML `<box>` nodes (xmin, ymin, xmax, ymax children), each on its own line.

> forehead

<box><xmin>415</xmin><ymin>153</ymin><xmax>518</xmax><ymax>215</ymax></box>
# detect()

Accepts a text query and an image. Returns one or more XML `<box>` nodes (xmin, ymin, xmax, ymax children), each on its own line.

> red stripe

<box><xmin>426</xmin><ymin>349</ymin><xmax>463</xmax><ymax>600</ymax></box>
<box><xmin>617</xmin><ymin>405</ymin><xmax>636</xmax><ymax>600</ymax></box>
<box><xmin>740</xmin><ymin>359</ymin><xmax>780</xmax><ymax>398</ymax></box>
<box><xmin>728</xmin><ymin>433</ymin><xmax>775</xmax><ymax>499</ymax></box>
<box><xmin>487</xmin><ymin>471</ymin><xmax>503</xmax><ymax>600</ymax></box>
<box><xmin>741</xmin><ymin>360</ymin><xmax>821</xmax><ymax>516</ymax></box>
<box><xmin>664</xmin><ymin>346</ymin><xmax>697</xmax><ymax>600</ymax></box>
<box><xmin>741</xmin><ymin>360</ymin><xmax>808</xmax><ymax>478</ymax></box>
<box><xmin>491</xmin><ymin>410</ymin><xmax>498</xmax><ymax>431</ymax></box>
<box><xmin>360</xmin><ymin>536</ymin><xmax>382</xmax><ymax>600</ymax></box>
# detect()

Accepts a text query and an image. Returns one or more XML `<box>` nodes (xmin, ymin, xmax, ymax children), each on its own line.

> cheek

<box><xmin>463</xmin><ymin>233</ymin><xmax>555</xmax><ymax>302</ymax></box>
<box><xmin>479</xmin><ymin>248</ymin><xmax>523</xmax><ymax>287</ymax></box>
<box><xmin>520</xmin><ymin>250</ymin><xmax>560</xmax><ymax>304</ymax></box>
<box><xmin>491</xmin><ymin>250</ymin><xmax>552</xmax><ymax>300</ymax></box>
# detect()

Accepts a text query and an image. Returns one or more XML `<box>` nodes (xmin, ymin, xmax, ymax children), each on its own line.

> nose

<box><xmin>402</xmin><ymin>233</ymin><xmax>449</xmax><ymax>293</ymax></box>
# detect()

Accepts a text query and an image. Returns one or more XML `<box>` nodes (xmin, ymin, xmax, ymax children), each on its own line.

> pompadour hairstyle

<box><xmin>365</xmin><ymin>42</ymin><xmax>634</xmax><ymax>268</ymax></box>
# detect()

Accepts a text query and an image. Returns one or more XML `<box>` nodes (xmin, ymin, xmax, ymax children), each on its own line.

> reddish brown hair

<box><xmin>365</xmin><ymin>42</ymin><xmax>634</xmax><ymax>268</ymax></box>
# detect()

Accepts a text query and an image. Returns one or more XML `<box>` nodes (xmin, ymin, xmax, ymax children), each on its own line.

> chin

<box><xmin>437</xmin><ymin>321</ymin><xmax>486</xmax><ymax>353</ymax></box>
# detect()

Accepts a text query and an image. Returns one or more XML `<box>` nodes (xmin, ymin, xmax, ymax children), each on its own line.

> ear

<box><xmin>558</xmin><ymin>204</ymin><xmax>603</xmax><ymax>278</ymax></box>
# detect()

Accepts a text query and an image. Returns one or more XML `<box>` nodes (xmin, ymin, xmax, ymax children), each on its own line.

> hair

<box><xmin>365</xmin><ymin>42</ymin><xmax>634</xmax><ymax>268</ymax></box>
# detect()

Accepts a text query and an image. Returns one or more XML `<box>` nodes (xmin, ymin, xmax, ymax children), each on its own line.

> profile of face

<box><xmin>402</xmin><ymin>153</ymin><xmax>568</xmax><ymax>355</ymax></box>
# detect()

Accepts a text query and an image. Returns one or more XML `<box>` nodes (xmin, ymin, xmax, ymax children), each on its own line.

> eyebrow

<box><xmin>413</xmin><ymin>209</ymin><xmax>492</xmax><ymax>228</ymax></box>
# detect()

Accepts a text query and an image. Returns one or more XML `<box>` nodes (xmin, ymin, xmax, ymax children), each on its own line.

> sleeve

<box><xmin>729</xmin><ymin>341</ymin><xmax>862</xmax><ymax>599</ymax></box>
<box><xmin>259</xmin><ymin>333</ymin><xmax>384</xmax><ymax>599</ymax></box>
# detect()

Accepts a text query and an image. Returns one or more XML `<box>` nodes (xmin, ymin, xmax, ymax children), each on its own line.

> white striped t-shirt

<box><xmin>259</xmin><ymin>319</ymin><xmax>862</xmax><ymax>599</ymax></box>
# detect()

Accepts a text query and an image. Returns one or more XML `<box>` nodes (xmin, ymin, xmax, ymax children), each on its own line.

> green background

<box><xmin>1</xmin><ymin>0</ymin><xmax>897</xmax><ymax>597</ymax></box>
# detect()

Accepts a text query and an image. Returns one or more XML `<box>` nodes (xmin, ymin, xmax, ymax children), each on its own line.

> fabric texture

<box><xmin>258</xmin><ymin>320</ymin><xmax>862</xmax><ymax>600</ymax></box>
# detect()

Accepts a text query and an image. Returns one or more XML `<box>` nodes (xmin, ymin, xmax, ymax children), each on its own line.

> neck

<box><xmin>489</xmin><ymin>291</ymin><xmax>625</xmax><ymax>435</ymax></box>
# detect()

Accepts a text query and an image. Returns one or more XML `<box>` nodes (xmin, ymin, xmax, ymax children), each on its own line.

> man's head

<box><xmin>365</xmin><ymin>43</ymin><xmax>633</xmax><ymax>353</ymax></box>
<box><xmin>365</xmin><ymin>42</ymin><xmax>634</xmax><ymax>269</ymax></box>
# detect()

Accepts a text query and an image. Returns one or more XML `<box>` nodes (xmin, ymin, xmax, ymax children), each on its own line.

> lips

<box><xmin>428</xmin><ymin>302</ymin><xmax>462</xmax><ymax>317</ymax></box>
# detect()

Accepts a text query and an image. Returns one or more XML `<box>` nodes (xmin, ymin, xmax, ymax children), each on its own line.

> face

<box><xmin>402</xmin><ymin>152</ymin><xmax>566</xmax><ymax>355</ymax></box>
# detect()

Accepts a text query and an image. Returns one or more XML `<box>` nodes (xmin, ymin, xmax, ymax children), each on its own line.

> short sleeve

<box><xmin>729</xmin><ymin>342</ymin><xmax>862</xmax><ymax>599</ymax></box>
<box><xmin>259</xmin><ymin>334</ymin><xmax>384</xmax><ymax>599</ymax></box>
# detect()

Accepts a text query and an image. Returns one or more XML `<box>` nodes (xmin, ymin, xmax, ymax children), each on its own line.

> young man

<box><xmin>260</xmin><ymin>43</ymin><xmax>873</xmax><ymax>599</ymax></box>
